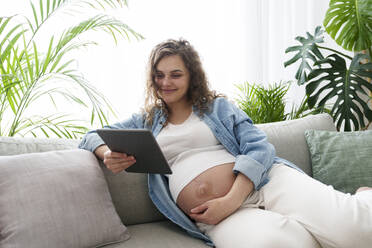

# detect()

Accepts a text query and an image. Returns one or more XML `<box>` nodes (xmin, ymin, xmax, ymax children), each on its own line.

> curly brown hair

<box><xmin>144</xmin><ymin>39</ymin><xmax>221</xmax><ymax>125</ymax></box>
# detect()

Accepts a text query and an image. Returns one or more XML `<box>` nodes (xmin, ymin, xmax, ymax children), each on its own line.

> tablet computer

<box><xmin>96</xmin><ymin>129</ymin><xmax>172</xmax><ymax>174</ymax></box>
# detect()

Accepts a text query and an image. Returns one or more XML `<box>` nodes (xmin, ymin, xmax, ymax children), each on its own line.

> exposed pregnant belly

<box><xmin>176</xmin><ymin>162</ymin><xmax>236</xmax><ymax>215</ymax></box>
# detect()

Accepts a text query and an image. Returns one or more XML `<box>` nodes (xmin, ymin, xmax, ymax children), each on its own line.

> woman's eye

<box><xmin>155</xmin><ymin>74</ymin><xmax>164</xmax><ymax>79</ymax></box>
<box><xmin>172</xmin><ymin>74</ymin><xmax>182</xmax><ymax>78</ymax></box>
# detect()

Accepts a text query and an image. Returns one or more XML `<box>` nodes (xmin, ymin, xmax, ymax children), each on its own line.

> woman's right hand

<box><xmin>103</xmin><ymin>150</ymin><xmax>136</xmax><ymax>173</ymax></box>
<box><xmin>95</xmin><ymin>145</ymin><xmax>136</xmax><ymax>173</ymax></box>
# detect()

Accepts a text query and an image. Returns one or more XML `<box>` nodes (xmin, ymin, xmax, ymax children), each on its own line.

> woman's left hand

<box><xmin>189</xmin><ymin>173</ymin><xmax>254</xmax><ymax>225</ymax></box>
<box><xmin>188</xmin><ymin>195</ymin><xmax>241</xmax><ymax>225</ymax></box>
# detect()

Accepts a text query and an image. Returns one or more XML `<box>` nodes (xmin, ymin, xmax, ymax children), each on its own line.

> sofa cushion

<box><xmin>100</xmin><ymin>164</ymin><xmax>167</xmax><ymax>225</ymax></box>
<box><xmin>104</xmin><ymin>221</ymin><xmax>209</xmax><ymax>248</ymax></box>
<box><xmin>305</xmin><ymin>129</ymin><xmax>372</xmax><ymax>194</ymax></box>
<box><xmin>0</xmin><ymin>136</ymin><xmax>166</xmax><ymax>226</ymax></box>
<box><xmin>0</xmin><ymin>149</ymin><xmax>129</xmax><ymax>248</ymax></box>
<box><xmin>257</xmin><ymin>113</ymin><xmax>336</xmax><ymax>176</ymax></box>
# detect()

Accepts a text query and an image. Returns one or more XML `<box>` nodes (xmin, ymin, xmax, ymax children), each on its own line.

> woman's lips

<box><xmin>161</xmin><ymin>89</ymin><xmax>176</xmax><ymax>94</ymax></box>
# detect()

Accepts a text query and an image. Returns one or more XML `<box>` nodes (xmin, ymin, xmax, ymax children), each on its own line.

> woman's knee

<box><xmin>206</xmin><ymin>208</ymin><xmax>320</xmax><ymax>248</ymax></box>
<box><xmin>311</xmin><ymin>195</ymin><xmax>372</xmax><ymax>248</ymax></box>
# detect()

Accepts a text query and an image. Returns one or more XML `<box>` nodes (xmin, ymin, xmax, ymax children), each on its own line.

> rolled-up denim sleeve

<box><xmin>78</xmin><ymin>113</ymin><xmax>144</xmax><ymax>153</ymax></box>
<box><xmin>230</xmin><ymin>105</ymin><xmax>275</xmax><ymax>189</ymax></box>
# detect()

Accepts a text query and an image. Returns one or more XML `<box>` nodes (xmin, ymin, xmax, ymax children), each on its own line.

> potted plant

<box><xmin>235</xmin><ymin>82</ymin><xmax>289</xmax><ymax>124</ymax></box>
<box><xmin>235</xmin><ymin>81</ymin><xmax>325</xmax><ymax>124</ymax></box>
<box><xmin>284</xmin><ymin>0</ymin><xmax>372</xmax><ymax>131</ymax></box>
<box><xmin>0</xmin><ymin>0</ymin><xmax>143</xmax><ymax>138</ymax></box>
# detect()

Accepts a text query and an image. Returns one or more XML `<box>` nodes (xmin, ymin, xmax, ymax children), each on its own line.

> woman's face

<box><xmin>155</xmin><ymin>55</ymin><xmax>190</xmax><ymax>107</ymax></box>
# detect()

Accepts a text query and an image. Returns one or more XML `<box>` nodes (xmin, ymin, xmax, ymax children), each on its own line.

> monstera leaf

<box><xmin>324</xmin><ymin>0</ymin><xmax>372</xmax><ymax>52</ymax></box>
<box><xmin>306</xmin><ymin>53</ymin><xmax>372</xmax><ymax>131</ymax></box>
<box><xmin>284</xmin><ymin>26</ymin><xmax>325</xmax><ymax>85</ymax></box>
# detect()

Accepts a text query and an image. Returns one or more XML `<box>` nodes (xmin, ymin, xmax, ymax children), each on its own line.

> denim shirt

<box><xmin>78</xmin><ymin>97</ymin><xmax>300</xmax><ymax>246</ymax></box>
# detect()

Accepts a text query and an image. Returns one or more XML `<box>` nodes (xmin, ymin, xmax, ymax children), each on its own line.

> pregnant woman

<box><xmin>79</xmin><ymin>39</ymin><xmax>372</xmax><ymax>248</ymax></box>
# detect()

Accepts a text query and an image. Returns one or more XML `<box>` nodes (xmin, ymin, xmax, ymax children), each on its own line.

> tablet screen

<box><xmin>96</xmin><ymin>129</ymin><xmax>172</xmax><ymax>174</ymax></box>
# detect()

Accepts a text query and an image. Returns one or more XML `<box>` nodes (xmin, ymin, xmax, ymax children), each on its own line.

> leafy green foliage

<box><xmin>284</xmin><ymin>26</ymin><xmax>325</xmax><ymax>85</ymax></box>
<box><xmin>323</xmin><ymin>0</ymin><xmax>372</xmax><ymax>54</ymax></box>
<box><xmin>285</xmin><ymin>24</ymin><xmax>372</xmax><ymax>131</ymax></box>
<box><xmin>235</xmin><ymin>82</ymin><xmax>288</xmax><ymax>124</ymax></box>
<box><xmin>306</xmin><ymin>53</ymin><xmax>372</xmax><ymax>131</ymax></box>
<box><xmin>286</xmin><ymin>94</ymin><xmax>331</xmax><ymax>120</ymax></box>
<box><xmin>235</xmin><ymin>82</ymin><xmax>326</xmax><ymax>124</ymax></box>
<box><xmin>0</xmin><ymin>0</ymin><xmax>143</xmax><ymax>138</ymax></box>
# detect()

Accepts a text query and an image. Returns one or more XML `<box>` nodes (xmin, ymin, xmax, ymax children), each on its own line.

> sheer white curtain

<box><xmin>244</xmin><ymin>0</ymin><xmax>343</xmax><ymax>107</ymax></box>
<box><xmin>1</xmin><ymin>0</ymin><xmax>335</xmax><ymax>123</ymax></box>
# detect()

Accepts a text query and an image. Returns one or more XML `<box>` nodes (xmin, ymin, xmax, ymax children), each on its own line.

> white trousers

<box><xmin>197</xmin><ymin>164</ymin><xmax>372</xmax><ymax>248</ymax></box>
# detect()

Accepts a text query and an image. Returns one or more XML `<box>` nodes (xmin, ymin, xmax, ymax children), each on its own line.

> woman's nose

<box><xmin>162</xmin><ymin>75</ymin><xmax>171</xmax><ymax>85</ymax></box>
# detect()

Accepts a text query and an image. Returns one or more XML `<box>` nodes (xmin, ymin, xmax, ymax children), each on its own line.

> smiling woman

<box><xmin>144</xmin><ymin>39</ymin><xmax>223</xmax><ymax>128</ymax></box>
<box><xmin>144</xmin><ymin>41</ymin><xmax>241</xmax><ymax>215</ymax></box>
<box><xmin>79</xmin><ymin>38</ymin><xmax>372</xmax><ymax>248</ymax></box>
<box><xmin>154</xmin><ymin>55</ymin><xmax>191</xmax><ymax>114</ymax></box>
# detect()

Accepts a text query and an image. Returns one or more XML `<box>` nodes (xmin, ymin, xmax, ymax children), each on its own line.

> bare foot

<box><xmin>356</xmin><ymin>187</ymin><xmax>372</xmax><ymax>193</ymax></box>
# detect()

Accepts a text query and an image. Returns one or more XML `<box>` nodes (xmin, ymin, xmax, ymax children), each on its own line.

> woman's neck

<box><xmin>167</xmin><ymin>101</ymin><xmax>193</xmax><ymax>125</ymax></box>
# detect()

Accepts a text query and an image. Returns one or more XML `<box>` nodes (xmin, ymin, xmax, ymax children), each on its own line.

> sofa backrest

<box><xmin>257</xmin><ymin>113</ymin><xmax>336</xmax><ymax>175</ymax></box>
<box><xmin>0</xmin><ymin>113</ymin><xmax>336</xmax><ymax>226</ymax></box>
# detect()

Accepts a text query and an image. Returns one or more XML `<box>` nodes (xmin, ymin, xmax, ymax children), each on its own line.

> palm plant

<box><xmin>284</xmin><ymin>0</ymin><xmax>372</xmax><ymax>131</ymax></box>
<box><xmin>235</xmin><ymin>82</ymin><xmax>328</xmax><ymax>124</ymax></box>
<box><xmin>235</xmin><ymin>82</ymin><xmax>289</xmax><ymax>124</ymax></box>
<box><xmin>0</xmin><ymin>0</ymin><xmax>143</xmax><ymax>138</ymax></box>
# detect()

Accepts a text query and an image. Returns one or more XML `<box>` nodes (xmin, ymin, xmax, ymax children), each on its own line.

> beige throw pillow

<box><xmin>0</xmin><ymin>149</ymin><xmax>129</xmax><ymax>248</ymax></box>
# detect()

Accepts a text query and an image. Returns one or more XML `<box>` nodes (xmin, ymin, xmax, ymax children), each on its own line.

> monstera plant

<box><xmin>284</xmin><ymin>0</ymin><xmax>372</xmax><ymax>131</ymax></box>
<box><xmin>0</xmin><ymin>0</ymin><xmax>142</xmax><ymax>138</ymax></box>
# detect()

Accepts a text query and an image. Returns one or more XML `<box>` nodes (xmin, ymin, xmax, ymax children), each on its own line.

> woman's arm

<box><xmin>189</xmin><ymin>173</ymin><xmax>254</xmax><ymax>225</ymax></box>
<box><xmin>79</xmin><ymin>112</ymin><xmax>145</xmax><ymax>173</ymax></box>
<box><xmin>222</xmin><ymin>99</ymin><xmax>275</xmax><ymax>190</ymax></box>
<box><xmin>94</xmin><ymin>144</ymin><xmax>110</xmax><ymax>160</ymax></box>
<box><xmin>78</xmin><ymin>112</ymin><xmax>145</xmax><ymax>153</ymax></box>
<box><xmin>207</xmin><ymin>98</ymin><xmax>275</xmax><ymax>190</ymax></box>
<box><xmin>224</xmin><ymin>173</ymin><xmax>254</xmax><ymax>207</ymax></box>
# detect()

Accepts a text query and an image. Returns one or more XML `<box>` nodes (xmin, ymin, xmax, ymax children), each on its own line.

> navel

<box><xmin>196</xmin><ymin>182</ymin><xmax>211</xmax><ymax>198</ymax></box>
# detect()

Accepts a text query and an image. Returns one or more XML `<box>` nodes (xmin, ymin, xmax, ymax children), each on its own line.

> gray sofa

<box><xmin>0</xmin><ymin>113</ymin><xmax>336</xmax><ymax>248</ymax></box>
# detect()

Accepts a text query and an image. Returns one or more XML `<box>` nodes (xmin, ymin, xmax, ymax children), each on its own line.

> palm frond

<box><xmin>1</xmin><ymin>0</ymin><xmax>141</xmax><ymax>138</ymax></box>
<box><xmin>0</xmin><ymin>21</ymin><xmax>26</xmax><ymax>63</ymax></box>
<box><xmin>287</xmin><ymin>94</ymin><xmax>331</xmax><ymax>120</ymax></box>
<box><xmin>16</xmin><ymin>114</ymin><xmax>89</xmax><ymax>138</ymax></box>
<box><xmin>55</xmin><ymin>14</ymin><xmax>142</xmax><ymax>53</ymax></box>
<box><xmin>27</xmin><ymin>0</ymin><xmax>68</xmax><ymax>36</ymax></box>
<box><xmin>64</xmin><ymin>72</ymin><xmax>116</xmax><ymax>125</ymax></box>
<box><xmin>78</xmin><ymin>0</ymin><xmax>128</xmax><ymax>10</ymax></box>
<box><xmin>235</xmin><ymin>82</ymin><xmax>290</xmax><ymax>124</ymax></box>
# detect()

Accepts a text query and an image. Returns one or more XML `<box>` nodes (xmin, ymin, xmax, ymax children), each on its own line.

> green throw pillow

<box><xmin>304</xmin><ymin>129</ymin><xmax>372</xmax><ymax>194</ymax></box>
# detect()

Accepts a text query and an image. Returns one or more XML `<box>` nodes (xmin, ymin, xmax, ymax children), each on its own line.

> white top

<box><xmin>156</xmin><ymin>112</ymin><xmax>235</xmax><ymax>201</ymax></box>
